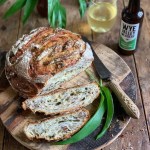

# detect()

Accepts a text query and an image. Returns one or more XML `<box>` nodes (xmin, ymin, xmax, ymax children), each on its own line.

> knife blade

<box><xmin>82</xmin><ymin>36</ymin><xmax>140</xmax><ymax>119</ymax></box>
<box><xmin>92</xmin><ymin>48</ymin><xmax>112</xmax><ymax>80</ymax></box>
<box><xmin>82</xmin><ymin>36</ymin><xmax>112</xmax><ymax>80</ymax></box>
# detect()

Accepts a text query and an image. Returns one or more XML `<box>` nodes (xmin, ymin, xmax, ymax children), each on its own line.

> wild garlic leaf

<box><xmin>51</xmin><ymin>6</ymin><xmax>57</xmax><ymax>28</ymax></box>
<box><xmin>96</xmin><ymin>87</ymin><xmax>114</xmax><ymax>139</ymax></box>
<box><xmin>22</xmin><ymin>0</ymin><xmax>38</xmax><ymax>24</ymax></box>
<box><xmin>57</xmin><ymin>4</ymin><xmax>66</xmax><ymax>28</ymax></box>
<box><xmin>3</xmin><ymin>0</ymin><xmax>26</xmax><ymax>19</ymax></box>
<box><xmin>51</xmin><ymin>2</ymin><xmax>66</xmax><ymax>28</ymax></box>
<box><xmin>0</xmin><ymin>0</ymin><xmax>7</xmax><ymax>5</ymax></box>
<box><xmin>48</xmin><ymin>0</ymin><xmax>59</xmax><ymax>25</ymax></box>
<box><xmin>85</xmin><ymin>69</ymin><xmax>99</xmax><ymax>84</ymax></box>
<box><xmin>79</xmin><ymin>0</ymin><xmax>87</xmax><ymax>18</ymax></box>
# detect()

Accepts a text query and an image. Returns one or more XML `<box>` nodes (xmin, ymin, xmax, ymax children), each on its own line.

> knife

<box><xmin>82</xmin><ymin>37</ymin><xmax>140</xmax><ymax>119</ymax></box>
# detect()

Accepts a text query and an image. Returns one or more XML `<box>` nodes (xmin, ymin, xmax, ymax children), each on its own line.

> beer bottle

<box><xmin>118</xmin><ymin>0</ymin><xmax>144</xmax><ymax>55</ymax></box>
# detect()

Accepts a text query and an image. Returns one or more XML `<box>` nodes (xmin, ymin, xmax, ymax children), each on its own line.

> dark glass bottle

<box><xmin>37</xmin><ymin>0</ymin><xmax>48</xmax><ymax>17</ymax></box>
<box><xmin>118</xmin><ymin>0</ymin><xmax>144</xmax><ymax>55</ymax></box>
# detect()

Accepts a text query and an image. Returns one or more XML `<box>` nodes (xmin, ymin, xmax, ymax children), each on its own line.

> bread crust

<box><xmin>24</xmin><ymin>108</ymin><xmax>90</xmax><ymax>142</ymax></box>
<box><xmin>5</xmin><ymin>27</ymin><xmax>93</xmax><ymax>98</ymax></box>
<box><xmin>22</xmin><ymin>82</ymin><xmax>100</xmax><ymax>115</ymax></box>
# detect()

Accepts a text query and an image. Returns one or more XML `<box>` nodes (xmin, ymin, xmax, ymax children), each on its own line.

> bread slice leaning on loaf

<box><xmin>22</xmin><ymin>82</ymin><xmax>100</xmax><ymax>115</ymax></box>
<box><xmin>24</xmin><ymin>108</ymin><xmax>90</xmax><ymax>141</ymax></box>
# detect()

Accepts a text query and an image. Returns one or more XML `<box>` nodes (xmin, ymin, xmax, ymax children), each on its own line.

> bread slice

<box><xmin>24</xmin><ymin>108</ymin><xmax>90</xmax><ymax>141</ymax></box>
<box><xmin>22</xmin><ymin>82</ymin><xmax>100</xmax><ymax>115</ymax></box>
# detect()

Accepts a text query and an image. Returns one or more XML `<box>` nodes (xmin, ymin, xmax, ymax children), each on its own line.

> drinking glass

<box><xmin>87</xmin><ymin>0</ymin><xmax>117</xmax><ymax>33</ymax></box>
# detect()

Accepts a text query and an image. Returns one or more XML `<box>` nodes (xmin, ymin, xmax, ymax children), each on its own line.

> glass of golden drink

<box><xmin>87</xmin><ymin>0</ymin><xmax>117</xmax><ymax>33</ymax></box>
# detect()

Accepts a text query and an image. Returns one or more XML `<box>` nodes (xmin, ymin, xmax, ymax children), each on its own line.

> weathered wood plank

<box><xmin>0</xmin><ymin>0</ymin><xmax>20</xmax><ymax>51</ymax></box>
<box><xmin>92</xmin><ymin>0</ymin><xmax>150</xmax><ymax>150</ymax></box>
<box><xmin>0</xmin><ymin>121</ymin><xmax>4</xmax><ymax>150</ymax></box>
<box><xmin>3</xmin><ymin>130</ymin><xmax>27</xmax><ymax>150</ymax></box>
<box><xmin>133</xmin><ymin>0</ymin><xmax>150</xmax><ymax>137</ymax></box>
<box><xmin>18</xmin><ymin>9</ymin><xmax>49</xmax><ymax>38</ymax></box>
<box><xmin>0</xmin><ymin>0</ymin><xmax>21</xmax><ymax>150</ymax></box>
<box><xmin>124</xmin><ymin>0</ymin><xmax>150</xmax><ymax>142</ymax></box>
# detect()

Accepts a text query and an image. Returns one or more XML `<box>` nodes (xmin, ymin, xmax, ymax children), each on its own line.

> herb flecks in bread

<box><xmin>22</xmin><ymin>82</ymin><xmax>100</xmax><ymax>115</ymax></box>
<box><xmin>5</xmin><ymin>27</ymin><xmax>93</xmax><ymax>97</ymax></box>
<box><xmin>24</xmin><ymin>108</ymin><xmax>90</xmax><ymax>141</ymax></box>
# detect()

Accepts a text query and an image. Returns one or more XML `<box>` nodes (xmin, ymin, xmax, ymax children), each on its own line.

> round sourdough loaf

<box><xmin>5</xmin><ymin>27</ymin><xmax>94</xmax><ymax>98</ymax></box>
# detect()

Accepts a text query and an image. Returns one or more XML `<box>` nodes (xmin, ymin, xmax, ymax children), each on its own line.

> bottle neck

<box><xmin>128</xmin><ymin>0</ymin><xmax>140</xmax><ymax>13</ymax></box>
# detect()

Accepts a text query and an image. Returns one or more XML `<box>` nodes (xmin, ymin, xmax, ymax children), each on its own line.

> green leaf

<box><xmin>50</xmin><ymin>1</ymin><xmax>66</xmax><ymax>28</ymax></box>
<box><xmin>100</xmin><ymin>79</ymin><xmax>103</xmax><ymax>87</ymax></box>
<box><xmin>85</xmin><ymin>69</ymin><xmax>114</xmax><ymax>140</ymax></box>
<box><xmin>22</xmin><ymin>0</ymin><xmax>38</xmax><ymax>24</ymax></box>
<box><xmin>85</xmin><ymin>69</ymin><xmax>99</xmax><ymax>84</ymax></box>
<box><xmin>51</xmin><ymin>7</ymin><xmax>57</xmax><ymax>28</ymax></box>
<box><xmin>3</xmin><ymin>0</ymin><xmax>26</xmax><ymax>19</ymax></box>
<box><xmin>0</xmin><ymin>0</ymin><xmax>7</xmax><ymax>5</ymax></box>
<box><xmin>48</xmin><ymin>0</ymin><xmax>59</xmax><ymax>25</ymax></box>
<box><xmin>96</xmin><ymin>87</ymin><xmax>114</xmax><ymax>139</ymax></box>
<box><xmin>79</xmin><ymin>0</ymin><xmax>87</xmax><ymax>18</ymax></box>
<box><xmin>57</xmin><ymin>4</ymin><xmax>66</xmax><ymax>28</ymax></box>
<box><xmin>56</xmin><ymin>93</ymin><xmax>106</xmax><ymax>144</ymax></box>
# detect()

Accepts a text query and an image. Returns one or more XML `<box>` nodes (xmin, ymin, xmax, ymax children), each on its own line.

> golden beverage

<box><xmin>87</xmin><ymin>2</ymin><xmax>117</xmax><ymax>33</ymax></box>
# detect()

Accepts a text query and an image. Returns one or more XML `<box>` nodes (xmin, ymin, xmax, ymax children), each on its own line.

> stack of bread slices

<box><xmin>5</xmin><ymin>27</ymin><xmax>100</xmax><ymax>142</ymax></box>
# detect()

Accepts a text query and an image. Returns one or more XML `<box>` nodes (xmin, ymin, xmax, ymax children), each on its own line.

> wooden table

<box><xmin>0</xmin><ymin>0</ymin><xmax>150</xmax><ymax>149</ymax></box>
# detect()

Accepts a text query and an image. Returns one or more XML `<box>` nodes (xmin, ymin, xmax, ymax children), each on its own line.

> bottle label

<box><xmin>119</xmin><ymin>20</ymin><xmax>139</xmax><ymax>50</ymax></box>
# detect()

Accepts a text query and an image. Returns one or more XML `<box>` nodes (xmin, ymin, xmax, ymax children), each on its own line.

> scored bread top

<box><xmin>8</xmin><ymin>28</ymin><xmax>85</xmax><ymax>77</ymax></box>
<box><xmin>5</xmin><ymin>27</ymin><xmax>94</xmax><ymax>97</ymax></box>
<box><xmin>24</xmin><ymin>108</ymin><xmax>90</xmax><ymax>141</ymax></box>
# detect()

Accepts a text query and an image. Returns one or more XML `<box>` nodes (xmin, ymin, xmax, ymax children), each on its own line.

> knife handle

<box><xmin>108</xmin><ymin>79</ymin><xmax>140</xmax><ymax>119</ymax></box>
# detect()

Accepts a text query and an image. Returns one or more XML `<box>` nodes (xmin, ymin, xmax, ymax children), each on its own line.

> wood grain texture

<box><xmin>133</xmin><ymin>0</ymin><xmax>150</xmax><ymax>137</ymax></box>
<box><xmin>0</xmin><ymin>120</ymin><xmax>4</xmax><ymax>150</ymax></box>
<box><xmin>3</xmin><ymin>131</ymin><xmax>27</xmax><ymax>150</ymax></box>
<box><xmin>0</xmin><ymin>0</ymin><xmax>20</xmax><ymax>51</ymax></box>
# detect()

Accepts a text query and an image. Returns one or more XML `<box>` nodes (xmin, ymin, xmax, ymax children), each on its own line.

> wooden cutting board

<box><xmin>0</xmin><ymin>43</ymin><xmax>137</xmax><ymax>150</ymax></box>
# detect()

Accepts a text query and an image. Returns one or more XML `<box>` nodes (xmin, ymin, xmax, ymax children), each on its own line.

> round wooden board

<box><xmin>0</xmin><ymin>44</ymin><xmax>137</xmax><ymax>150</ymax></box>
